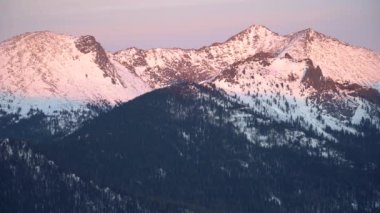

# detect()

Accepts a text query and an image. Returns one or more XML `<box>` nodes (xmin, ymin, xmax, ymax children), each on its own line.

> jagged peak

<box><xmin>305</xmin><ymin>28</ymin><xmax>327</xmax><ymax>37</ymax></box>
<box><xmin>247</xmin><ymin>24</ymin><xmax>276</xmax><ymax>33</ymax></box>
<box><xmin>226</xmin><ymin>24</ymin><xmax>279</xmax><ymax>42</ymax></box>
<box><xmin>299</xmin><ymin>27</ymin><xmax>319</xmax><ymax>34</ymax></box>
<box><xmin>285</xmin><ymin>27</ymin><xmax>374</xmax><ymax>53</ymax></box>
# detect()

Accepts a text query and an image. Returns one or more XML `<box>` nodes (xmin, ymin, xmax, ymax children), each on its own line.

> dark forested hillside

<box><xmin>0</xmin><ymin>139</ymin><xmax>174</xmax><ymax>213</ymax></box>
<box><xmin>32</xmin><ymin>83</ymin><xmax>380</xmax><ymax>213</ymax></box>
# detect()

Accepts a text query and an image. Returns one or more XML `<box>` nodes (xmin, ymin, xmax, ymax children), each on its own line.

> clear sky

<box><xmin>1</xmin><ymin>0</ymin><xmax>379</xmax><ymax>52</ymax></box>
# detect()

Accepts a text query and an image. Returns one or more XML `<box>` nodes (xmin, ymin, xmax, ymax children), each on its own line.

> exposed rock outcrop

<box><xmin>302</xmin><ymin>59</ymin><xmax>336</xmax><ymax>92</ymax></box>
<box><xmin>75</xmin><ymin>35</ymin><xmax>118</xmax><ymax>84</ymax></box>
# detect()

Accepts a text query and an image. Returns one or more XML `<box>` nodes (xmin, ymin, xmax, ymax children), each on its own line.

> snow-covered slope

<box><xmin>0</xmin><ymin>31</ymin><xmax>151</xmax><ymax>135</ymax></box>
<box><xmin>210</xmin><ymin>53</ymin><xmax>380</xmax><ymax>141</ymax></box>
<box><xmin>0</xmin><ymin>31</ymin><xmax>150</xmax><ymax>116</ymax></box>
<box><xmin>114</xmin><ymin>25</ymin><xmax>380</xmax><ymax>91</ymax></box>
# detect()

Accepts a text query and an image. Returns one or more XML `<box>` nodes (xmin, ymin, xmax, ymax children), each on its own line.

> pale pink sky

<box><xmin>1</xmin><ymin>0</ymin><xmax>379</xmax><ymax>51</ymax></box>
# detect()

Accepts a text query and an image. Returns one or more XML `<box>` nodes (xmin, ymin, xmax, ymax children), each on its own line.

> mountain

<box><xmin>113</xmin><ymin>25</ymin><xmax>380</xmax><ymax>140</ymax></box>
<box><xmin>1</xmin><ymin>26</ymin><xmax>379</xmax><ymax>139</ymax></box>
<box><xmin>114</xmin><ymin>25</ymin><xmax>380</xmax><ymax>90</ymax></box>
<box><xmin>1</xmin><ymin>25</ymin><xmax>380</xmax><ymax>212</ymax></box>
<box><xmin>0</xmin><ymin>31</ymin><xmax>150</xmax><ymax>137</ymax></box>
<box><xmin>37</xmin><ymin>83</ymin><xmax>380</xmax><ymax>212</ymax></box>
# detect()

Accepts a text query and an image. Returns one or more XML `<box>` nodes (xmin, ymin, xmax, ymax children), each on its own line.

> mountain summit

<box><xmin>0</xmin><ymin>31</ymin><xmax>149</xmax><ymax>115</ymax></box>
<box><xmin>0</xmin><ymin>31</ymin><xmax>150</xmax><ymax>136</ymax></box>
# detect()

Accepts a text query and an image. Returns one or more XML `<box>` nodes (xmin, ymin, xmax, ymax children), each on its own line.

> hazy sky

<box><xmin>1</xmin><ymin>0</ymin><xmax>379</xmax><ymax>52</ymax></box>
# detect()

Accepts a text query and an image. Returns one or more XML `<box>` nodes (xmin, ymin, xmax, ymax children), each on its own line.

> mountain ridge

<box><xmin>0</xmin><ymin>24</ymin><xmax>379</xmax><ymax>139</ymax></box>
<box><xmin>1</xmin><ymin>25</ymin><xmax>380</xmax><ymax>212</ymax></box>
<box><xmin>113</xmin><ymin>25</ymin><xmax>380</xmax><ymax>89</ymax></box>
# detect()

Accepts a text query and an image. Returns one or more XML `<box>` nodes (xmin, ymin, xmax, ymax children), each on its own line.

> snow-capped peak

<box><xmin>244</xmin><ymin>24</ymin><xmax>279</xmax><ymax>37</ymax></box>
<box><xmin>281</xmin><ymin>28</ymin><xmax>380</xmax><ymax>90</ymax></box>
<box><xmin>0</xmin><ymin>31</ymin><xmax>150</xmax><ymax>116</ymax></box>
<box><xmin>113</xmin><ymin>24</ymin><xmax>287</xmax><ymax>88</ymax></box>
<box><xmin>289</xmin><ymin>28</ymin><xmax>325</xmax><ymax>38</ymax></box>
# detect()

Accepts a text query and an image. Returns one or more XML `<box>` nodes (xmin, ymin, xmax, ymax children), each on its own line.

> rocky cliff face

<box><xmin>301</xmin><ymin>59</ymin><xmax>335</xmax><ymax>91</ymax></box>
<box><xmin>75</xmin><ymin>35</ymin><xmax>118</xmax><ymax>84</ymax></box>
